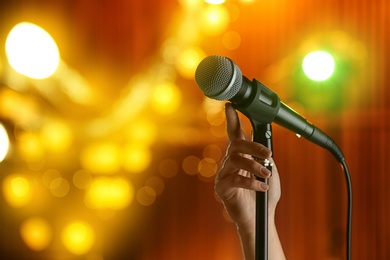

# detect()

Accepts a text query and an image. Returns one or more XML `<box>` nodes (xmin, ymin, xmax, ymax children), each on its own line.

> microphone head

<box><xmin>194</xmin><ymin>55</ymin><xmax>242</xmax><ymax>100</ymax></box>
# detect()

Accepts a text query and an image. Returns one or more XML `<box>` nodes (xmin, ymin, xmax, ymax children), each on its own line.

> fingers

<box><xmin>228</xmin><ymin>139</ymin><xmax>272</xmax><ymax>159</ymax></box>
<box><xmin>225</xmin><ymin>103</ymin><xmax>245</xmax><ymax>141</ymax></box>
<box><xmin>215</xmin><ymin>172</ymin><xmax>269</xmax><ymax>201</ymax></box>
<box><xmin>216</xmin><ymin>103</ymin><xmax>274</xmax><ymax>197</ymax></box>
<box><xmin>224</xmin><ymin>153</ymin><xmax>271</xmax><ymax>179</ymax></box>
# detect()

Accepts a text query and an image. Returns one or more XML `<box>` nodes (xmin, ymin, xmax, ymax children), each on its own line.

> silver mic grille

<box><xmin>194</xmin><ymin>55</ymin><xmax>242</xmax><ymax>100</ymax></box>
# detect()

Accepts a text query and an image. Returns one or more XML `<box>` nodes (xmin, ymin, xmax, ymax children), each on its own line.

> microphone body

<box><xmin>195</xmin><ymin>55</ymin><xmax>344</xmax><ymax>162</ymax></box>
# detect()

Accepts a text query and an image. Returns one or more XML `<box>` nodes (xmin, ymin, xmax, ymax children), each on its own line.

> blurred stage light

<box><xmin>175</xmin><ymin>48</ymin><xmax>205</xmax><ymax>79</ymax></box>
<box><xmin>182</xmin><ymin>155</ymin><xmax>200</xmax><ymax>175</ymax></box>
<box><xmin>205</xmin><ymin>0</ymin><xmax>226</xmax><ymax>4</ymax></box>
<box><xmin>40</xmin><ymin>120</ymin><xmax>73</xmax><ymax>153</ymax></box>
<box><xmin>200</xmin><ymin>5</ymin><xmax>230</xmax><ymax>35</ymax></box>
<box><xmin>152</xmin><ymin>82</ymin><xmax>181</xmax><ymax>114</ymax></box>
<box><xmin>5</xmin><ymin>22</ymin><xmax>60</xmax><ymax>79</ymax></box>
<box><xmin>121</xmin><ymin>144</ymin><xmax>152</xmax><ymax>173</ymax></box>
<box><xmin>73</xmin><ymin>170</ymin><xmax>92</xmax><ymax>190</ymax></box>
<box><xmin>49</xmin><ymin>177</ymin><xmax>70</xmax><ymax>198</ymax></box>
<box><xmin>80</xmin><ymin>142</ymin><xmax>121</xmax><ymax>174</ymax></box>
<box><xmin>198</xmin><ymin>158</ymin><xmax>218</xmax><ymax>178</ymax></box>
<box><xmin>61</xmin><ymin>221</ymin><xmax>95</xmax><ymax>255</ymax></box>
<box><xmin>125</xmin><ymin>119</ymin><xmax>157</xmax><ymax>145</ymax></box>
<box><xmin>302</xmin><ymin>51</ymin><xmax>335</xmax><ymax>81</ymax></box>
<box><xmin>136</xmin><ymin>186</ymin><xmax>156</xmax><ymax>206</ymax></box>
<box><xmin>0</xmin><ymin>123</ymin><xmax>10</xmax><ymax>162</ymax></box>
<box><xmin>2</xmin><ymin>174</ymin><xmax>33</xmax><ymax>208</ymax></box>
<box><xmin>84</xmin><ymin>177</ymin><xmax>134</xmax><ymax>210</ymax></box>
<box><xmin>20</xmin><ymin>217</ymin><xmax>53</xmax><ymax>251</ymax></box>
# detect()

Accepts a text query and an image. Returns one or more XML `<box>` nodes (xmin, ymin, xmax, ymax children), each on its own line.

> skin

<box><xmin>214</xmin><ymin>103</ymin><xmax>286</xmax><ymax>260</ymax></box>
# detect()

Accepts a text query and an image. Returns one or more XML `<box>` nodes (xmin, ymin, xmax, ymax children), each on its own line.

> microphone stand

<box><xmin>252</xmin><ymin>121</ymin><xmax>273</xmax><ymax>260</ymax></box>
<box><xmin>231</xmin><ymin>78</ymin><xmax>279</xmax><ymax>260</ymax></box>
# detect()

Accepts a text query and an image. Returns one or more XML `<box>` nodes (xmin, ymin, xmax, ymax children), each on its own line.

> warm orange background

<box><xmin>0</xmin><ymin>0</ymin><xmax>389</xmax><ymax>259</ymax></box>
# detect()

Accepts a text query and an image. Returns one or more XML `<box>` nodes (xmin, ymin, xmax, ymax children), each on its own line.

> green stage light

<box><xmin>302</xmin><ymin>51</ymin><xmax>335</xmax><ymax>81</ymax></box>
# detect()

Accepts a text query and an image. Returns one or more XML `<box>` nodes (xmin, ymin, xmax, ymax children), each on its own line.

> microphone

<box><xmin>195</xmin><ymin>55</ymin><xmax>344</xmax><ymax>162</ymax></box>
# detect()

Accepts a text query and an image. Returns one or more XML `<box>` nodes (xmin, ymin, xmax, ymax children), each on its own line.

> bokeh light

<box><xmin>49</xmin><ymin>177</ymin><xmax>70</xmax><ymax>198</ymax></box>
<box><xmin>73</xmin><ymin>170</ymin><xmax>93</xmax><ymax>190</ymax></box>
<box><xmin>125</xmin><ymin>119</ymin><xmax>157</xmax><ymax>145</ymax></box>
<box><xmin>200</xmin><ymin>5</ymin><xmax>230</xmax><ymax>36</ymax></box>
<box><xmin>2</xmin><ymin>174</ymin><xmax>33</xmax><ymax>208</ymax></box>
<box><xmin>84</xmin><ymin>177</ymin><xmax>134</xmax><ymax>210</ymax></box>
<box><xmin>302</xmin><ymin>51</ymin><xmax>335</xmax><ymax>81</ymax></box>
<box><xmin>151</xmin><ymin>82</ymin><xmax>182</xmax><ymax>114</ymax></box>
<box><xmin>182</xmin><ymin>155</ymin><xmax>200</xmax><ymax>175</ymax></box>
<box><xmin>203</xmin><ymin>144</ymin><xmax>223</xmax><ymax>161</ymax></box>
<box><xmin>40</xmin><ymin>120</ymin><xmax>73</xmax><ymax>153</ymax></box>
<box><xmin>17</xmin><ymin>132</ymin><xmax>45</xmax><ymax>161</ymax></box>
<box><xmin>0</xmin><ymin>123</ymin><xmax>10</xmax><ymax>162</ymax></box>
<box><xmin>80</xmin><ymin>142</ymin><xmax>121</xmax><ymax>174</ymax></box>
<box><xmin>121</xmin><ymin>144</ymin><xmax>152</xmax><ymax>173</ymax></box>
<box><xmin>205</xmin><ymin>0</ymin><xmax>226</xmax><ymax>4</ymax></box>
<box><xmin>175</xmin><ymin>48</ymin><xmax>205</xmax><ymax>79</ymax></box>
<box><xmin>20</xmin><ymin>217</ymin><xmax>53</xmax><ymax>251</ymax></box>
<box><xmin>136</xmin><ymin>186</ymin><xmax>157</xmax><ymax>206</ymax></box>
<box><xmin>61</xmin><ymin>221</ymin><xmax>95</xmax><ymax>255</ymax></box>
<box><xmin>198</xmin><ymin>157</ymin><xmax>218</xmax><ymax>178</ymax></box>
<box><xmin>5</xmin><ymin>22</ymin><xmax>60</xmax><ymax>79</ymax></box>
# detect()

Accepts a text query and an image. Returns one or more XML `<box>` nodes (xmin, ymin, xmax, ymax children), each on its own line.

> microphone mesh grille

<box><xmin>195</xmin><ymin>56</ymin><xmax>242</xmax><ymax>100</ymax></box>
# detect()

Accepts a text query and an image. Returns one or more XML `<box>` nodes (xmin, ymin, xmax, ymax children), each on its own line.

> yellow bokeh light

<box><xmin>121</xmin><ymin>144</ymin><xmax>152</xmax><ymax>173</ymax></box>
<box><xmin>61</xmin><ymin>221</ymin><xmax>95</xmax><ymax>255</ymax></box>
<box><xmin>0</xmin><ymin>123</ymin><xmax>10</xmax><ymax>162</ymax></box>
<box><xmin>85</xmin><ymin>177</ymin><xmax>134</xmax><ymax>210</ymax></box>
<box><xmin>20</xmin><ymin>217</ymin><xmax>52</xmax><ymax>251</ymax></box>
<box><xmin>17</xmin><ymin>132</ymin><xmax>45</xmax><ymax>161</ymax></box>
<box><xmin>152</xmin><ymin>82</ymin><xmax>181</xmax><ymax>114</ymax></box>
<box><xmin>2</xmin><ymin>174</ymin><xmax>33</xmax><ymax>208</ymax></box>
<box><xmin>80</xmin><ymin>142</ymin><xmax>121</xmax><ymax>174</ymax></box>
<box><xmin>200</xmin><ymin>5</ymin><xmax>230</xmax><ymax>36</ymax></box>
<box><xmin>5</xmin><ymin>22</ymin><xmax>60</xmax><ymax>79</ymax></box>
<box><xmin>175</xmin><ymin>48</ymin><xmax>206</xmax><ymax>79</ymax></box>
<box><xmin>73</xmin><ymin>170</ymin><xmax>92</xmax><ymax>189</ymax></box>
<box><xmin>179</xmin><ymin>0</ymin><xmax>203</xmax><ymax>9</ymax></box>
<box><xmin>205</xmin><ymin>0</ymin><xmax>226</xmax><ymax>4</ymax></box>
<box><xmin>42</xmin><ymin>169</ymin><xmax>61</xmax><ymax>188</ymax></box>
<box><xmin>40</xmin><ymin>120</ymin><xmax>73</xmax><ymax>153</ymax></box>
<box><xmin>125</xmin><ymin>119</ymin><xmax>157</xmax><ymax>145</ymax></box>
<box><xmin>49</xmin><ymin>177</ymin><xmax>70</xmax><ymax>198</ymax></box>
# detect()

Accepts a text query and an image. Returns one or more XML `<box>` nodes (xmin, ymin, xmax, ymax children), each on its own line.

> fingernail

<box><xmin>261</xmin><ymin>167</ymin><xmax>271</xmax><ymax>177</ymax></box>
<box><xmin>261</xmin><ymin>148</ymin><xmax>272</xmax><ymax>157</ymax></box>
<box><xmin>260</xmin><ymin>183</ymin><xmax>269</xmax><ymax>191</ymax></box>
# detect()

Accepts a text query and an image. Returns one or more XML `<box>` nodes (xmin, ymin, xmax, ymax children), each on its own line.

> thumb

<box><xmin>225</xmin><ymin>103</ymin><xmax>245</xmax><ymax>141</ymax></box>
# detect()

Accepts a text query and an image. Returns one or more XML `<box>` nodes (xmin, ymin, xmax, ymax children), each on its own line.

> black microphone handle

<box><xmin>275</xmin><ymin>103</ymin><xmax>344</xmax><ymax>162</ymax></box>
<box><xmin>232</xmin><ymin>77</ymin><xmax>344</xmax><ymax>162</ymax></box>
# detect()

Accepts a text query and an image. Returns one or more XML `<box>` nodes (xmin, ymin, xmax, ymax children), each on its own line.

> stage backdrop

<box><xmin>0</xmin><ymin>0</ymin><xmax>389</xmax><ymax>259</ymax></box>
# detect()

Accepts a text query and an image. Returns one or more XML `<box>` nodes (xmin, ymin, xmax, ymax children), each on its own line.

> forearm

<box><xmin>268</xmin><ymin>212</ymin><xmax>286</xmax><ymax>260</ymax></box>
<box><xmin>236</xmin><ymin>212</ymin><xmax>285</xmax><ymax>260</ymax></box>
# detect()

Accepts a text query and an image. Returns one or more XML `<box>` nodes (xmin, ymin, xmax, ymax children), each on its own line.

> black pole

<box><xmin>252</xmin><ymin>122</ymin><xmax>273</xmax><ymax>260</ymax></box>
